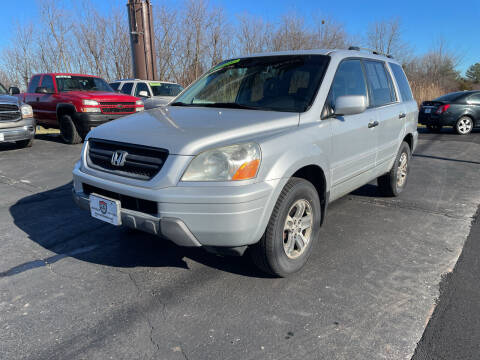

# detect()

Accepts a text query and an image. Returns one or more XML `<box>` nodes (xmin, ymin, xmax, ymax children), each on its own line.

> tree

<box><xmin>466</xmin><ymin>63</ymin><xmax>480</xmax><ymax>83</ymax></box>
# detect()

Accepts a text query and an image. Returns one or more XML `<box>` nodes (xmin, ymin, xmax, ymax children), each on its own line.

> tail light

<box><xmin>436</xmin><ymin>104</ymin><xmax>450</xmax><ymax>114</ymax></box>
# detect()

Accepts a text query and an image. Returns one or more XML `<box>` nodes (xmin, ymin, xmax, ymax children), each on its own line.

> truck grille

<box><xmin>82</xmin><ymin>183</ymin><xmax>157</xmax><ymax>215</ymax></box>
<box><xmin>99</xmin><ymin>102</ymin><xmax>136</xmax><ymax>115</ymax></box>
<box><xmin>86</xmin><ymin>138</ymin><xmax>168</xmax><ymax>180</ymax></box>
<box><xmin>101</xmin><ymin>107</ymin><xmax>135</xmax><ymax>114</ymax></box>
<box><xmin>0</xmin><ymin>104</ymin><xmax>20</xmax><ymax>121</ymax></box>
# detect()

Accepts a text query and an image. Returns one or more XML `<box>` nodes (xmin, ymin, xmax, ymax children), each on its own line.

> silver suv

<box><xmin>73</xmin><ymin>49</ymin><xmax>418</xmax><ymax>276</ymax></box>
<box><xmin>110</xmin><ymin>79</ymin><xmax>184</xmax><ymax>109</ymax></box>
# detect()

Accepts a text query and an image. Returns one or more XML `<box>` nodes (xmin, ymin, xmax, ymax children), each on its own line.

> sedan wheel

<box><xmin>456</xmin><ymin>116</ymin><xmax>473</xmax><ymax>135</ymax></box>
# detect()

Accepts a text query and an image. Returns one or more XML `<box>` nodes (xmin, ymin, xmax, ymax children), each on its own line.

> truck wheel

<box><xmin>377</xmin><ymin>141</ymin><xmax>411</xmax><ymax>197</ymax></box>
<box><xmin>59</xmin><ymin>114</ymin><xmax>82</xmax><ymax>144</ymax></box>
<box><xmin>16</xmin><ymin>138</ymin><xmax>34</xmax><ymax>148</ymax></box>
<box><xmin>250</xmin><ymin>177</ymin><xmax>321</xmax><ymax>277</ymax></box>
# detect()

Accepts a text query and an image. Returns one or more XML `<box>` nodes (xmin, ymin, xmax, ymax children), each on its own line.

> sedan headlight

<box><xmin>20</xmin><ymin>104</ymin><xmax>33</xmax><ymax>119</ymax></box>
<box><xmin>181</xmin><ymin>143</ymin><xmax>261</xmax><ymax>182</ymax></box>
<box><xmin>82</xmin><ymin>99</ymin><xmax>99</xmax><ymax>106</ymax></box>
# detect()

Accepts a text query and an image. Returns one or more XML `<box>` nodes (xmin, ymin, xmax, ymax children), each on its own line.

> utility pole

<box><xmin>127</xmin><ymin>0</ymin><xmax>158</xmax><ymax>80</ymax></box>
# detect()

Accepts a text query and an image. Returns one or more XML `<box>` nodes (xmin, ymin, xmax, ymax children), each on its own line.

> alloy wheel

<box><xmin>283</xmin><ymin>199</ymin><xmax>313</xmax><ymax>259</ymax></box>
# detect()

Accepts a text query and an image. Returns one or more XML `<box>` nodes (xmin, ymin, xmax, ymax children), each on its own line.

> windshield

<box><xmin>56</xmin><ymin>76</ymin><xmax>113</xmax><ymax>92</ymax></box>
<box><xmin>0</xmin><ymin>83</ymin><xmax>7</xmax><ymax>95</ymax></box>
<box><xmin>150</xmin><ymin>82</ymin><xmax>183</xmax><ymax>97</ymax></box>
<box><xmin>172</xmin><ymin>55</ymin><xmax>330</xmax><ymax>112</ymax></box>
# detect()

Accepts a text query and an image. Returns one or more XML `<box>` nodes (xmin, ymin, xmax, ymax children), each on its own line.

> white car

<box><xmin>110</xmin><ymin>79</ymin><xmax>184</xmax><ymax>109</ymax></box>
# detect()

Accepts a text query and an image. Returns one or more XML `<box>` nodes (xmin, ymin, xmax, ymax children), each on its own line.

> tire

<box><xmin>377</xmin><ymin>141</ymin><xmax>411</xmax><ymax>197</ymax></box>
<box><xmin>455</xmin><ymin>116</ymin><xmax>473</xmax><ymax>135</ymax></box>
<box><xmin>16</xmin><ymin>138</ymin><xmax>34</xmax><ymax>148</ymax></box>
<box><xmin>59</xmin><ymin>114</ymin><xmax>82</xmax><ymax>144</ymax></box>
<box><xmin>426</xmin><ymin>124</ymin><xmax>442</xmax><ymax>132</ymax></box>
<box><xmin>250</xmin><ymin>177</ymin><xmax>321</xmax><ymax>277</ymax></box>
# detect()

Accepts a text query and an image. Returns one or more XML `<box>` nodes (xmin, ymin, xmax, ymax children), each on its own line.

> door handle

<box><xmin>36</xmin><ymin>97</ymin><xmax>40</xmax><ymax>102</ymax></box>
<box><xmin>399</xmin><ymin>113</ymin><xmax>406</xmax><ymax>119</ymax></box>
<box><xmin>368</xmin><ymin>120</ymin><xmax>379</xmax><ymax>128</ymax></box>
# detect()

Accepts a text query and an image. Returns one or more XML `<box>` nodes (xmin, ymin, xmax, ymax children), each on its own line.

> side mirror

<box><xmin>334</xmin><ymin>95</ymin><xmax>367</xmax><ymax>116</ymax></box>
<box><xmin>9</xmin><ymin>86</ymin><xmax>20</xmax><ymax>95</ymax></box>
<box><xmin>138</xmin><ymin>90</ymin><xmax>149</xmax><ymax>98</ymax></box>
<box><xmin>35</xmin><ymin>87</ymin><xmax>54</xmax><ymax>94</ymax></box>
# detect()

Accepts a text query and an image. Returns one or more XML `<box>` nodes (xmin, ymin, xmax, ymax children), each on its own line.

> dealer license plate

<box><xmin>89</xmin><ymin>194</ymin><xmax>121</xmax><ymax>226</ymax></box>
<box><xmin>424</xmin><ymin>108</ymin><xmax>431</xmax><ymax>114</ymax></box>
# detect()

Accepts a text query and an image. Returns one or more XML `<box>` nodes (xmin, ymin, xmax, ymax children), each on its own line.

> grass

<box><xmin>36</xmin><ymin>126</ymin><xmax>59</xmax><ymax>135</ymax></box>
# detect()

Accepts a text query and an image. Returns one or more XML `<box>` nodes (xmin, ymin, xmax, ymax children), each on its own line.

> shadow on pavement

<box><xmin>8</xmin><ymin>182</ymin><xmax>273</xmax><ymax>279</ymax></box>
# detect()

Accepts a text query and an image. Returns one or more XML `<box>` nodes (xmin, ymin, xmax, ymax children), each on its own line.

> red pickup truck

<box><xmin>17</xmin><ymin>73</ymin><xmax>144</xmax><ymax>144</ymax></box>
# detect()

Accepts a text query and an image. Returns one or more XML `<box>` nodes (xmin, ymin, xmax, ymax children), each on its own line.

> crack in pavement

<box><xmin>347</xmin><ymin>196</ymin><xmax>476</xmax><ymax>221</ymax></box>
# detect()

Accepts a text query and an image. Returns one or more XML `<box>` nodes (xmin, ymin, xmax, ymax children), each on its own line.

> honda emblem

<box><xmin>111</xmin><ymin>150</ymin><xmax>128</xmax><ymax>167</ymax></box>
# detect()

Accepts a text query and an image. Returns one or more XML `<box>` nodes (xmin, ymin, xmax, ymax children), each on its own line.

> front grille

<box><xmin>87</xmin><ymin>138</ymin><xmax>168</xmax><ymax>180</ymax></box>
<box><xmin>82</xmin><ymin>183</ymin><xmax>157</xmax><ymax>215</ymax></box>
<box><xmin>0</xmin><ymin>103</ymin><xmax>20</xmax><ymax>121</ymax></box>
<box><xmin>101</xmin><ymin>107</ymin><xmax>135</xmax><ymax>114</ymax></box>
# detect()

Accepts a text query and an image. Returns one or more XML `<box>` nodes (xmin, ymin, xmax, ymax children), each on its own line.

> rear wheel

<box><xmin>455</xmin><ymin>116</ymin><xmax>473</xmax><ymax>135</ymax></box>
<box><xmin>59</xmin><ymin>114</ymin><xmax>82</xmax><ymax>144</ymax></box>
<box><xmin>377</xmin><ymin>141</ymin><xmax>411</xmax><ymax>197</ymax></box>
<box><xmin>250</xmin><ymin>177</ymin><xmax>321</xmax><ymax>277</ymax></box>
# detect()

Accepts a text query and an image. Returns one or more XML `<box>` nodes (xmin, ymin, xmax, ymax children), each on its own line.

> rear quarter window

<box><xmin>389</xmin><ymin>63</ymin><xmax>413</xmax><ymax>102</ymax></box>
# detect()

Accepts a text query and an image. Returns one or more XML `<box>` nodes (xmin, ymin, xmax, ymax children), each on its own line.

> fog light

<box><xmin>136</xmin><ymin>107</ymin><xmax>144</xmax><ymax>112</ymax></box>
<box><xmin>83</xmin><ymin>107</ymin><xmax>101</xmax><ymax>113</ymax></box>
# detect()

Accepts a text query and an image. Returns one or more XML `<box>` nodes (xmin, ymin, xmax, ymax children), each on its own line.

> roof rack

<box><xmin>348</xmin><ymin>46</ymin><xmax>394</xmax><ymax>59</ymax></box>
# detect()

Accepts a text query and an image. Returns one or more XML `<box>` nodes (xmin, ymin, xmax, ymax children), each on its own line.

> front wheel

<box><xmin>455</xmin><ymin>116</ymin><xmax>473</xmax><ymax>135</ymax></box>
<box><xmin>59</xmin><ymin>114</ymin><xmax>82</xmax><ymax>144</ymax></box>
<box><xmin>377</xmin><ymin>141</ymin><xmax>411</xmax><ymax>197</ymax></box>
<box><xmin>250</xmin><ymin>177</ymin><xmax>321</xmax><ymax>277</ymax></box>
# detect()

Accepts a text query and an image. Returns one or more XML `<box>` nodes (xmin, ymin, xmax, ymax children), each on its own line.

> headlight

<box><xmin>181</xmin><ymin>143</ymin><xmax>261</xmax><ymax>182</ymax></box>
<box><xmin>20</xmin><ymin>104</ymin><xmax>33</xmax><ymax>118</ymax></box>
<box><xmin>82</xmin><ymin>99</ymin><xmax>99</xmax><ymax>106</ymax></box>
<box><xmin>135</xmin><ymin>100</ymin><xmax>144</xmax><ymax>106</ymax></box>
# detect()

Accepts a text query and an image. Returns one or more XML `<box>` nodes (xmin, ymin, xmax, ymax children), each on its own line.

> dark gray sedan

<box><xmin>419</xmin><ymin>91</ymin><xmax>480</xmax><ymax>134</ymax></box>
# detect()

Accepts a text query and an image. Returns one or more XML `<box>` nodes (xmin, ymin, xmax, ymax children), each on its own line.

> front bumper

<box><xmin>72</xmin><ymin>165</ymin><xmax>281</xmax><ymax>248</ymax></box>
<box><xmin>73</xmin><ymin>113</ymin><xmax>132</xmax><ymax>133</ymax></box>
<box><xmin>0</xmin><ymin>118</ymin><xmax>35</xmax><ymax>142</ymax></box>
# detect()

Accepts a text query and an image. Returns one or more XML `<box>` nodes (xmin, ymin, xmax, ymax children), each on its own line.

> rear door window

<box><xmin>27</xmin><ymin>75</ymin><xmax>41</xmax><ymax>93</ymax></box>
<box><xmin>120</xmin><ymin>82</ymin><xmax>134</xmax><ymax>95</ymax></box>
<box><xmin>326</xmin><ymin>59</ymin><xmax>368</xmax><ymax>110</ymax></box>
<box><xmin>364</xmin><ymin>60</ymin><xmax>397</xmax><ymax>107</ymax></box>
<box><xmin>467</xmin><ymin>93</ymin><xmax>480</xmax><ymax>105</ymax></box>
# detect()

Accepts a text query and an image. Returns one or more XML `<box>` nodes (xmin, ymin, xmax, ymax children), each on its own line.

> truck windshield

<box><xmin>56</xmin><ymin>76</ymin><xmax>113</xmax><ymax>93</ymax></box>
<box><xmin>172</xmin><ymin>55</ymin><xmax>330</xmax><ymax>113</ymax></box>
<box><xmin>150</xmin><ymin>83</ymin><xmax>183</xmax><ymax>97</ymax></box>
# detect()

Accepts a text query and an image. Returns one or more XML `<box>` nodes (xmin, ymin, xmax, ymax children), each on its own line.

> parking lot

<box><xmin>1</xmin><ymin>129</ymin><xmax>479</xmax><ymax>360</ymax></box>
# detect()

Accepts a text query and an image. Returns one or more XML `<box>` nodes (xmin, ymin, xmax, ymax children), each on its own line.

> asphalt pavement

<box><xmin>0</xmin><ymin>129</ymin><xmax>479</xmax><ymax>360</ymax></box>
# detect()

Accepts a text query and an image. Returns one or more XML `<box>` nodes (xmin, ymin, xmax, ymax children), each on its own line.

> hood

<box><xmin>63</xmin><ymin>91</ymin><xmax>139</xmax><ymax>102</ymax></box>
<box><xmin>89</xmin><ymin>106</ymin><xmax>299</xmax><ymax>155</ymax></box>
<box><xmin>144</xmin><ymin>97</ymin><xmax>172</xmax><ymax>110</ymax></box>
<box><xmin>0</xmin><ymin>94</ymin><xmax>21</xmax><ymax>105</ymax></box>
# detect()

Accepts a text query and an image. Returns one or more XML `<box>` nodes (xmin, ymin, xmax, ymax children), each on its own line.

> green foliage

<box><xmin>466</xmin><ymin>63</ymin><xmax>480</xmax><ymax>83</ymax></box>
